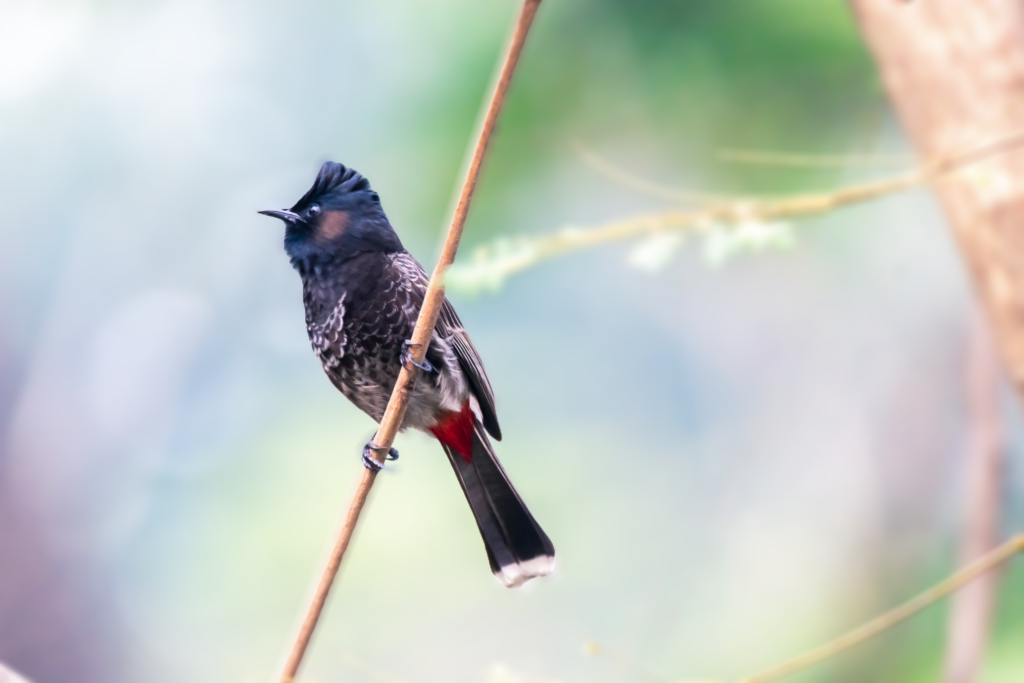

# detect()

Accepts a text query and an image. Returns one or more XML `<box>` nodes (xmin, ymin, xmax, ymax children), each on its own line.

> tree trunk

<box><xmin>850</xmin><ymin>3</ymin><xmax>1022</xmax><ymax>681</ymax></box>
<box><xmin>851</xmin><ymin>0</ymin><xmax>1024</xmax><ymax>397</ymax></box>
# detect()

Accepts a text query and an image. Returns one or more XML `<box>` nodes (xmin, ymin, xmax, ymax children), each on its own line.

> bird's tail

<box><xmin>437</xmin><ymin>419</ymin><xmax>555</xmax><ymax>588</ymax></box>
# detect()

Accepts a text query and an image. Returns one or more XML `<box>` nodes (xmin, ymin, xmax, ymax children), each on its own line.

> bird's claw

<box><xmin>362</xmin><ymin>441</ymin><xmax>399</xmax><ymax>472</ymax></box>
<box><xmin>401</xmin><ymin>340</ymin><xmax>434</xmax><ymax>372</ymax></box>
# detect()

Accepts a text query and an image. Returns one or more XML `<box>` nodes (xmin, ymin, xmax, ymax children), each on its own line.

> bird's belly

<box><xmin>326</xmin><ymin>354</ymin><xmax>397</xmax><ymax>424</ymax></box>
<box><xmin>325</xmin><ymin>351</ymin><xmax>466</xmax><ymax>431</ymax></box>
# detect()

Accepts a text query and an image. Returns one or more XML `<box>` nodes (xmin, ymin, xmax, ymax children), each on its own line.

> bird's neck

<box><xmin>297</xmin><ymin>250</ymin><xmax>390</xmax><ymax>322</ymax></box>
<box><xmin>297</xmin><ymin>254</ymin><xmax>345</xmax><ymax>320</ymax></box>
<box><xmin>291</xmin><ymin>250</ymin><xmax>338</xmax><ymax>278</ymax></box>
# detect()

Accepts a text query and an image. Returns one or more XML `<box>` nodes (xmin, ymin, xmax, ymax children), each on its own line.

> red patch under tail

<box><xmin>430</xmin><ymin>402</ymin><xmax>476</xmax><ymax>462</ymax></box>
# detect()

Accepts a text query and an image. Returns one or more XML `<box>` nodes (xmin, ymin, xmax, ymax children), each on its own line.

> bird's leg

<box><xmin>362</xmin><ymin>439</ymin><xmax>399</xmax><ymax>472</ymax></box>
<box><xmin>401</xmin><ymin>340</ymin><xmax>434</xmax><ymax>372</ymax></box>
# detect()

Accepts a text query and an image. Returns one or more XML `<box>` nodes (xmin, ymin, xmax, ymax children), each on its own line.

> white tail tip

<box><xmin>494</xmin><ymin>555</ymin><xmax>555</xmax><ymax>588</ymax></box>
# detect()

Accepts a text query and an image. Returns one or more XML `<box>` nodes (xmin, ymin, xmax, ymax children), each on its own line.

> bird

<box><xmin>259</xmin><ymin>161</ymin><xmax>555</xmax><ymax>588</ymax></box>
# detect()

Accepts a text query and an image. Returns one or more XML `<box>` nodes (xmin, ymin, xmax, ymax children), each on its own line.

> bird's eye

<box><xmin>371</xmin><ymin>193</ymin><xmax>380</xmax><ymax>204</ymax></box>
<box><xmin>307</xmin><ymin>203</ymin><xmax>322</xmax><ymax>217</ymax></box>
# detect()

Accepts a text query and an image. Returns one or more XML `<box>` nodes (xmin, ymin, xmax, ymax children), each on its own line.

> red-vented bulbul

<box><xmin>260</xmin><ymin>162</ymin><xmax>554</xmax><ymax>587</ymax></box>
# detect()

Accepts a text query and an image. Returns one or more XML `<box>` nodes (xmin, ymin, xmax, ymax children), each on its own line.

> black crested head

<box><xmin>259</xmin><ymin>161</ymin><xmax>404</xmax><ymax>269</ymax></box>
<box><xmin>288</xmin><ymin>161</ymin><xmax>369</xmax><ymax>213</ymax></box>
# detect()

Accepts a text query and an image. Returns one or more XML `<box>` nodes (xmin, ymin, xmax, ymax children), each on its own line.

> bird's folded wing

<box><xmin>438</xmin><ymin>298</ymin><xmax>502</xmax><ymax>441</ymax></box>
<box><xmin>391</xmin><ymin>251</ymin><xmax>502</xmax><ymax>440</ymax></box>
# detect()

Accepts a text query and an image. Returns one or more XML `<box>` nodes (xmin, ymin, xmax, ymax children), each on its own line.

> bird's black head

<box><xmin>259</xmin><ymin>162</ymin><xmax>403</xmax><ymax>267</ymax></box>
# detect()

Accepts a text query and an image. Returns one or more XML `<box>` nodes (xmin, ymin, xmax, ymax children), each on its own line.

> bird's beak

<box><xmin>258</xmin><ymin>208</ymin><xmax>302</xmax><ymax>224</ymax></box>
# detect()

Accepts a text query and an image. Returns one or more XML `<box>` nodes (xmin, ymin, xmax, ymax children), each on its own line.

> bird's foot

<box><xmin>401</xmin><ymin>340</ymin><xmax>434</xmax><ymax>372</ymax></box>
<box><xmin>362</xmin><ymin>441</ymin><xmax>399</xmax><ymax>473</ymax></box>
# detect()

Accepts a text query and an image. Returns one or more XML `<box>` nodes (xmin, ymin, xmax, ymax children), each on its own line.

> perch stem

<box><xmin>275</xmin><ymin>2</ymin><xmax>542</xmax><ymax>681</ymax></box>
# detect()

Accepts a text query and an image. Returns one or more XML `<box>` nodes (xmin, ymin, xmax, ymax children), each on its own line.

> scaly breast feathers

<box><xmin>307</xmin><ymin>292</ymin><xmax>347</xmax><ymax>369</ymax></box>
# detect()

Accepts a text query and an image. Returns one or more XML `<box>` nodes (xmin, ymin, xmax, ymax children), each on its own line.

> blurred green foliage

<box><xmin>465</xmin><ymin>0</ymin><xmax>880</xmax><ymax>233</ymax></box>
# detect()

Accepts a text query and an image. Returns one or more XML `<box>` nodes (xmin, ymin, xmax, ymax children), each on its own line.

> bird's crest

<box><xmin>290</xmin><ymin>162</ymin><xmax>370</xmax><ymax>211</ymax></box>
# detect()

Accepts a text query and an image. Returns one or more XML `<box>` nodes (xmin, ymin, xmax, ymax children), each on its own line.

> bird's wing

<box><xmin>437</xmin><ymin>297</ymin><xmax>502</xmax><ymax>441</ymax></box>
<box><xmin>389</xmin><ymin>252</ymin><xmax>502</xmax><ymax>440</ymax></box>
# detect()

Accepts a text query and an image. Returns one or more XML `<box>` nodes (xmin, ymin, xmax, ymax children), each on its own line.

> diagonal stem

<box><xmin>737</xmin><ymin>534</ymin><xmax>1024</xmax><ymax>683</ymax></box>
<box><xmin>275</xmin><ymin>2</ymin><xmax>543</xmax><ymax>681</ymax></box>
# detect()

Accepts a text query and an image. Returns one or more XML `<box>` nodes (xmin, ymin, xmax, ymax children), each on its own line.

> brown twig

<box><xmin>943</xmin><ymin>324</ymin><xmax>1005</xmax><ymax>683</ymax></box>
<box><xmin>735</xmin><ymin>534</ymin><xmax>1024</xmax><ymax>683</ymax></box>
<box><xmin>275</xmin><ymin>2</ymin><xmax>543</xmax><ymax>681</ymax></box>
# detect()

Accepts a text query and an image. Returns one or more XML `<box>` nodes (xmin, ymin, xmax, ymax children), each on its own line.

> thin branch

<box><xmin>736</xmin><ymin>534</ymin><xmax>1024</xmax><ymax>683</ymax></box>
<box><xmin>584</xmin><ymin>534</ymin><xmax>1024</xmax><ymax>683</ymax></box>
<box><xmin>275</xmin><ymin>2</ymin><xmax>543</xmax><ymax>681</ymax></box>
<box><xmin>574</xmin><ymin>144</ymin><xmax>914</xmax><ymax>207</ymax></box>
<box><xmin>572</xmin><ymin>141</ymin><xmax>730</xmax><ymax>205</ymax></box>
<box><xmin>449</xmin><ymin>130</ymin><xmax>1024</xmax><ymax>291</ymax></box>
<box><xmin>717</xmin><ymin>148</ymin><xmax>914</xmax><ymax>168</ymax></box>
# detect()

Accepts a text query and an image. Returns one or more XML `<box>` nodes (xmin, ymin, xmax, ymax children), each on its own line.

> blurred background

<box><xmin>1</xmin><ymin>1</ymin><xmax>1022</xmax><ymax>682</ymax></box>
